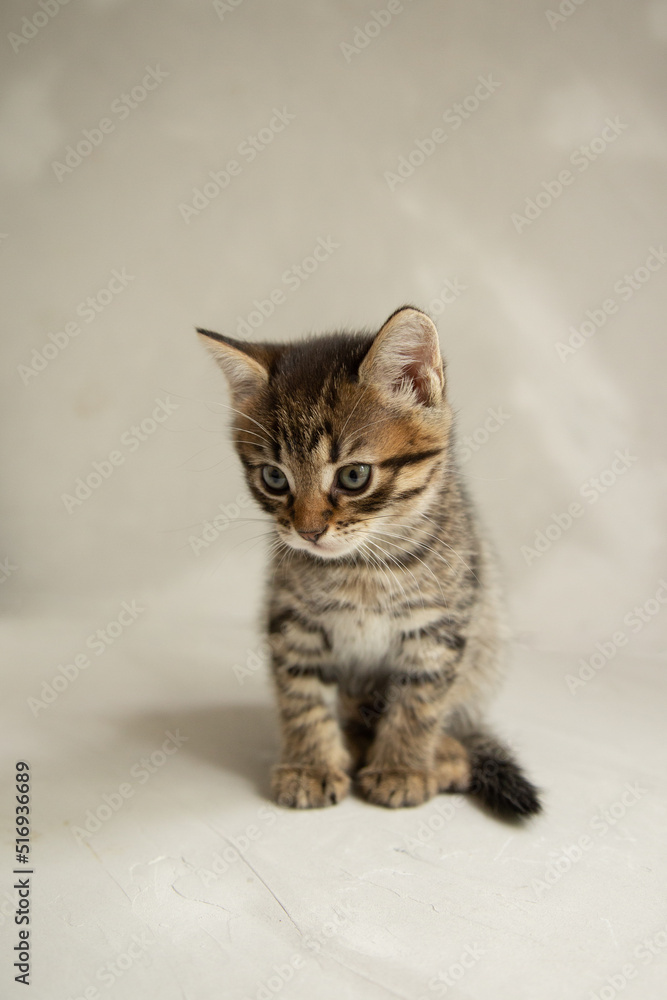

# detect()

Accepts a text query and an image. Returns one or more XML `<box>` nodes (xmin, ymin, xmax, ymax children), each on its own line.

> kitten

<box><xmin>197</xmin><ymin>307</ymin><xmax>541</xmax><ymax>816</ymax></box>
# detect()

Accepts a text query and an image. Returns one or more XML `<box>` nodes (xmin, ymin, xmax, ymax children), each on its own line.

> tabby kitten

<box><xmin>198</xmin><ymin>307</ymin><xmax>541</xmax><ymax>816</ymax></box>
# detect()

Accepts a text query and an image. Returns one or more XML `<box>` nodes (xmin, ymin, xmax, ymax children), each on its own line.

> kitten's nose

<box><xmin>297</xmin><ymin>527</ymin><xmax>327</xmax><ymax>543</ymax></box>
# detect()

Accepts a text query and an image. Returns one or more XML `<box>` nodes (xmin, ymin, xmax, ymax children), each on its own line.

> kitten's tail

<box><xmin>456</xmin><ymin>729</ymin><xmax>542</xmax><ymax>819</ymax></box>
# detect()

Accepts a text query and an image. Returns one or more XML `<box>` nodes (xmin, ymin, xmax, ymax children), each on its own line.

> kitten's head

<box><xmin>198</xmin><ymin>306</ymin><xmax>452</xmax><ymax>561</ymax></box>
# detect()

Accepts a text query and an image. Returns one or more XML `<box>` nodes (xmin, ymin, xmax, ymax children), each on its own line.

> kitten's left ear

<box><xmin>196</xmin><ymin>328</ymin><xmax>270</xmax><ymax>404</ymax></box>
<box><xmin>359</xmin><ymin>307</ymin><xmax>445</xmax><ymax>407</ymax></box>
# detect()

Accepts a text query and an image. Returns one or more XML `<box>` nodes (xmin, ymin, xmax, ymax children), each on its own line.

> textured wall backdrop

<box><xmin>2</xmin><ymin>1</ymin><xmax>665</xmax><ymax>655</ymax></box>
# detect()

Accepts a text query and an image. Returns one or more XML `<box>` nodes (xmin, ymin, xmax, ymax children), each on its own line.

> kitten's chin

<box><xmin>281</xmin><ymin>534</ymin><xmax>360</xmax><ymax>561</ymax></box>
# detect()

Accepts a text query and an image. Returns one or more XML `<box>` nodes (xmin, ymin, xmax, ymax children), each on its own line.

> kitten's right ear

<box><xmin>196</xmin><ymin>328</ymin><xmax>268</xmax><ymax>404</ymax></box>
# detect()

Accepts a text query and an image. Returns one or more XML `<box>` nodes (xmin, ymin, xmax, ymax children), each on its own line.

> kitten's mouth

<box><xmin>282</xmin><ymin>531</ymin><xmax>358</xmax><ymax>560</ymax></box>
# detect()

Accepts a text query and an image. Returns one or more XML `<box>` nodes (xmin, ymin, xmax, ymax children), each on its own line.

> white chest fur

<box><xmin>324</xmin><ymin>606</ymin><xmax>396</xmax><ymax>670</ymax></box>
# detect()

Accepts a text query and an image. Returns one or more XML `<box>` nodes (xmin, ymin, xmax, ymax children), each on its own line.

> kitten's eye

<box><xmin>337</xmin><ymin>463</ymin><xmax>371</xmax><ymax>491</ymax></box>
<box><xmin>261</xmin><ymin>465</ymin><xmax>289</xmax><ymax>493</ymax></box>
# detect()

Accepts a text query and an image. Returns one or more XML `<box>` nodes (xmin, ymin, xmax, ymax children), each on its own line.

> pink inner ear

<box><xmin>360</xmin><ymin>308</ymin><xmax>443</xmax><ymax>405</ymax></box>
<box><xmin>397</xmin><ymin>359</ymin><xmax>433</xmax><ymax>405</ymax></box>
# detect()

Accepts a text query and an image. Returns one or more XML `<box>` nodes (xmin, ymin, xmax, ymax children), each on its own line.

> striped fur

<box><xmin>198</xmin><ymin>307</ymin><xmax>541</xmax><ymax>816</ymax></box>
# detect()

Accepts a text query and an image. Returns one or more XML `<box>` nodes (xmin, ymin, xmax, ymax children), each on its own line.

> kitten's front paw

<box><xmin>357</xmin><ymin>767</ymin><xmax>437</xmax><ymax>808</ymax></box>
<box><xmin>272</xmin><ymin>764</ymin><xmax>350</xmax><ymax>809</ymax></box>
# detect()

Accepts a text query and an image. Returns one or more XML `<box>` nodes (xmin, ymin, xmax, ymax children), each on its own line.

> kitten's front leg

<box><xmin>272</xmin><ymin>666</ymin><xmax>351</xmax><ymax>808</ymax></box>
<box><xmin>357</xmin><ymin>672</ymin><xmax>454</xmax><ymax>808</ymax></box>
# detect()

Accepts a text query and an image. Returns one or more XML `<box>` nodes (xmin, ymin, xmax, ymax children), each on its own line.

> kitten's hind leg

<box><xmin>435</xmin><ymin>732</ymin><xmax>471</xmax><ymax>792</ymax></box>
<box><xmin>337</xmin><ymin>691</ymin><xmax>376</xmax><ymax>772</ymax></box>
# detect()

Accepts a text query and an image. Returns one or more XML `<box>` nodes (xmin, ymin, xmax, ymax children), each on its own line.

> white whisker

<box><xmin>211</xmin><ymin>401</ymin><xmax>278</xmax><ymax>443</ymax></box>
<box><xmin>363</xmin><ymin>538</ymin><xmax>412</xmax><ymax>609</ymax></box>
<box><xmin>368</xmin><ymin>530</ymin><xmax>448</xmax><ymax>606</ymax></box>
<box><xmin>339</xmin><ymin>384</ymin><xmax>372</xmax><ymax>438</ymax></box>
